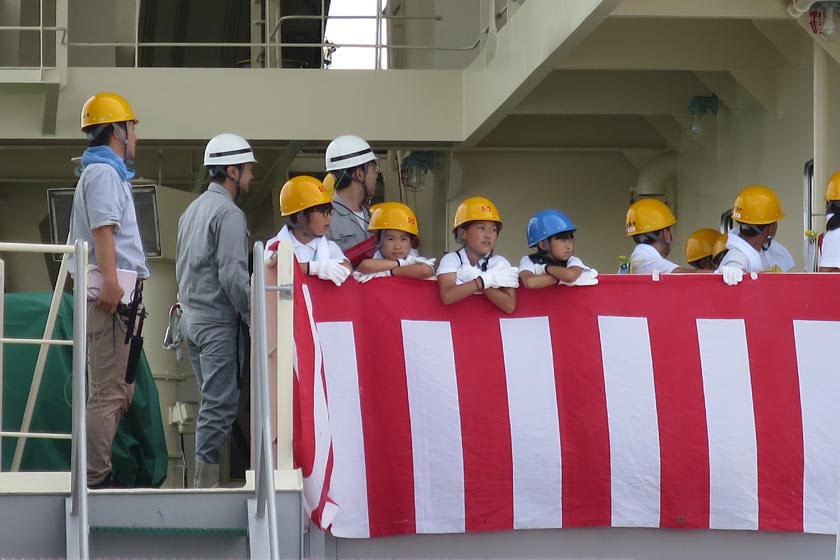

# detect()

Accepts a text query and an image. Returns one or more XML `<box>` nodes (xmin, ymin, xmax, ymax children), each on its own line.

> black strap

<box><xmin>329</xmin><ymin>147</ymin><xmax>373</xmax><ymax>164</ymax></box>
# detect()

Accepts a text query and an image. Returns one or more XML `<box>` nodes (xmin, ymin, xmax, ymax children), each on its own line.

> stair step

<box><xmin>90</xmin><ymin>526</ymin><xmax>248</xmax><ymax>538</ymax></box>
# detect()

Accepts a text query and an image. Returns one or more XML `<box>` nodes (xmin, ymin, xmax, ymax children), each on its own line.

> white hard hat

<box><xmin>325</xmin><ymin>134</ymin><xmax>376</xmax><ymax>171</ymax></box>
<box><xmin>204</xmin><ymin>133</ymin><xmax>257</xmax><ymax>166</ymax></box>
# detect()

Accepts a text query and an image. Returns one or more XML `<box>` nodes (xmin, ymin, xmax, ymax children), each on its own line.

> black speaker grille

<box><xmin>47</xmin><ymin>185</ymin><xmax>161</xmax><ymax>259</ymax></box>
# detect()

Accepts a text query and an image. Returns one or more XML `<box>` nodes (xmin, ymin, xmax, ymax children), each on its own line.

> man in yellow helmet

<box><xmin>176</xmin><ymin>133</ymin><xmax>257</xmax><ymax>488</ymax></box>
<box><xmin>720</xmin><ymin>185</ymin><xmax>795</xmax><ymax>273</ymax></box>
<box><xmin>68</xmin><ymin>92</ymin><xmax>149</xmax><ymax>489</ymax></box>
<box><xmin>625</xmin><ymin>199</ymin><xmax>709</xmax><ymax>274</ymax></box>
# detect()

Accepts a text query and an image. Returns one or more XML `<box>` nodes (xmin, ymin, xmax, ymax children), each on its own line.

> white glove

<box><xmin>456</xmin><ymin>264</ymin><xmax>481</xmax><ymax>284</ymax></box>
<box><xmin>560</xmin><ymin>268</ymin><xmax>599</xmax><ymax>287</ymax></box>
<box><xmin>309</xmin><ymin>259</ymin><xmax>351</xmax><ymax>286</ymax></box>
<box><xmin>352</xmin><ymin>270</ymin><xmax>391</xmax><ymax>284</ymax></box>
<box><xmin>413</xmin><ymin>256</ymin><xmax>437</xmax><ymax>268</ymax></box>
<box><xmin>716</xmin><ymin>265</ymin><xmax>744</xmax><ymax>286</ymax></box>
<box><xmin>479</xmin><ymin>266</ymin><xmax>520</xmax><ymax>289</ymax></box>
<box><xmin>397</xmin><ymin>255</ymin><xmax>417</xmax><ymax>267</ymax></box>
<box><xmin>533</xmin><ymin>263</ymin><xmax>548</xmax><ymax>275</ymax></box>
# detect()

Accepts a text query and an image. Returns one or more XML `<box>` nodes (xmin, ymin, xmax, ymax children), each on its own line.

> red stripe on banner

<box><xmin>292</xmin><ymin>274</ymin><xmax>315</xmax><ymax>477</ymax></box>
<box><xmin>646</xmin><ymin>311</ymin><xmax>710</xmax><ymax>529</ymax></box>
<box><xmin>352</xmin><ymin>288</ymin><xmax>417</xmax><ymax>537</ymax></box>
<box><xmin>450</xmin><ymin>309</ymin><xmax>514</xmax><ymax>532</ymax></box>
<box><xmin>548</xmin><ymin>300</ymin><xmax>611</xmax><ymax>527</ymax></box>
<box><xmin>745</xmin><ymin>315</ymin><xmax>804</xmax><ymax>531</ymax></box>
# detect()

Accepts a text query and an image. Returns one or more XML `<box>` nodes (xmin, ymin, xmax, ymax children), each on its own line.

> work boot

<box><xmin>194</xmin><ymin>459</ymin><xmax>220</xmax><ymax>489</ymax></box>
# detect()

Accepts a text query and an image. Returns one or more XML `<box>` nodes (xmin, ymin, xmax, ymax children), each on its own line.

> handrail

<box><xmin>5</xmin><ymin>239</ymin><xmax>75</xmax><ymax>472</ymax></box>
<box><xmin>252</xmin><ymin>241</ymin><xmax>280</xmax><ymax>559</ymax></box>
<box><xmin>0</xmin><ymin>240</ymin><xmax>88</xmax><ymax>559</ymax></box>
<box><xmin>66</xmin><ymin>40</ymin><xmax>480</xmax><ymax>51</ymax></box>
<box><xmin>68</xmin><ymin>239</ymin><xmax>89</xmax><ymax>560</ymax></box>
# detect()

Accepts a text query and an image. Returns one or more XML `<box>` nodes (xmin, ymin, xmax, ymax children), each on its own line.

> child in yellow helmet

<box><xmin>712</xmin><ymin>233</ymin><xmax>728</xmax><ymax>268</ymax></box>
<box><xmin>685</xmin><ymin>228</ymin><xmax>720</xmax><ymax>271</ymax></box>
<box><xmin>720</xmin><ymin>185</ymin><xmax>795</xmax><ymax>273</ymax></box>
<box><xmin>626</xmin><ymin>199</ymin><xmax>710</xmax><ymax>274</ymax></box>
<box><xmin>265</xmin><ymin>175</ymin><xmax>352</xmax><ymax>286</ymax></box>
<box><xmin>353</xmin><ymin>202</ymin><xmax>436</xmax><ymax>282</ymax></box>
<box><xmin>437</xmin><ymin>196</ymin><xmax>518</xmax><ymax>314</ymax></box>
<box><xmin>819</xmin><ymin>172</ymin><xmax>840</xmax><ymax>272</ymax></box>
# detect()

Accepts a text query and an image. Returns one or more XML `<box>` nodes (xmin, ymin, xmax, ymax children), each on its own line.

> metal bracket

<box><xmin>265</xmin><ymin>284</ymin><xmax>293</xmax><ymax>300</ymax></box>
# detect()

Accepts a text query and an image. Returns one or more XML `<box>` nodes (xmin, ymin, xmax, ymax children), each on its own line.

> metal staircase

<box><xmin>0</xmin><ymin>240</ymin><xmax>302</xmax><ymax>559</ymax></box>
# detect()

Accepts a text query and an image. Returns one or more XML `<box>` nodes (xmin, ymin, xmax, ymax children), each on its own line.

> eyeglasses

<box><xmin>368</xmin><ymin>161</ymin><xmax>381</xmax><ymax>174</ymax></box>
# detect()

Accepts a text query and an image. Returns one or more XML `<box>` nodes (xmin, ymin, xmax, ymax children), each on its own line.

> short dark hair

<box><xmin>289</xmin><ymin>202</ymin><xmax>333</xmax><ymax>225</ymax></box>
<box><xmin>632</xmin><ymin>228</ymin><xmax>665</xmax><ymax>245</ymax></box>
<box><xmin>738</xmin><ymin>223</ymin><xmax>770</xmax><ymax>238</ymax></box>
<box><xmin>86</xmin><ymin>122</ymin><xmax>126</xmax><ymax>148</ymax></box>
<box><xmin>333</xmin><ymin>165</ymin><xmax>366</xmax><ymax>191</ymax></box>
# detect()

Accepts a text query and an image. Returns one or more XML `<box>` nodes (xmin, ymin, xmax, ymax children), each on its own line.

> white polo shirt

<box><xmin>630</xmin><ymin>243</ymin><xmax>679</xmax><ymax>274</ymax></box>
<box><xmin>266</xmin><ymin>225</ymin><xmax>346</xmax><ymax>263</ymax></box>
<box><xmin>720</xmin><ymin>230</ymin><xmax>795</xmax><ymax>273</ymax></box>
<box><xmin>437</xmin><ymin>248</ymin><xmax>512</xmax><ymax>285</ymax></box>
<box><xmin>819</xmin><ymin>228</ymin><xmax>840</xmax><ymax>268</ymax></box>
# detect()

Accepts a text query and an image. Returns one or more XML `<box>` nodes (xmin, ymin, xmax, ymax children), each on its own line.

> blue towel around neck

<box><xmin>80</xmin><ymin>145</ymin><xmax>136</xmax><ymax>181</ymax></box>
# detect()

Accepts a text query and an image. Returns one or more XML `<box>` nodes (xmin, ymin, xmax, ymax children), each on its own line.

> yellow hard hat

<box><xmin>685</xmin><ymin>228</ymin><xmax>720</xmax><ymax>263</ymax></box>
<box><xmin>452</xmin><ymin>196</ymin><xmax>502</xmax><ymax>233</ymax></box>
<box><xmin>732</xmin><ymin>185</ymin><xmax>784</xmax><ymax>225</ymax></box>
<box><xmin>280</xmin><ymin>175</ymin><xmax>331</xmax><ymax>216</ymax></box>
<box><xmin>80</xmin><ymin>92</ymin><xmax>138</xmax><ymax>131</ymax></box>
<box><xmin>712</xmin><ymin>233</ymin><xmax>728</xmax><ymax>259</ymax></box>
<box><xmin>323</xmin><ymin>172</ymin><xmax>336</xmax><ymax>198</ymax></box>
<box><xmin>625</xmin><ymin>198</ymin><xmax>676</xmax><ymax>237</ymax></box>
<box><xmin>369</xmin><ymin>202</ymin><xmax>420</xmax><ymax>236</ymax></box>
<box><xmin>825</xmin><ymin>171</ymin><xmax>840</xmax><ymax>201</ymax></box>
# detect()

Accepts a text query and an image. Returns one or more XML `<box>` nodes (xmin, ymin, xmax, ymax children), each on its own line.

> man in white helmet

<box><xmin>175</xmin><ymin>133</ymin><xmax>256</xmax><ymax>488</ymax></box>
<box><xmin>324</xmin><ymin>134</ymin><xmax>379</xmax><ymax>264</ymax></box>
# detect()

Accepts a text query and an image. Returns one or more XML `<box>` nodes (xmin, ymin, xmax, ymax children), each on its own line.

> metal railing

<box><xmin>0</xmin><ymin>240</ymin><xmax>89</xmax><ymax>560</ymax></box>
<box><xmin>250</xmin><ymin>241</ymin><xmax>280</xmax><ymax>559</ymax></box>
<box><xmin>0</xmin><ymin>0</ymin><xmax>531</xmax><ymax>73</ymax></box>
<box><xmin>0</xmin><ymin>0</ymin><xmax>63</xmax><ymax>69</ymax></box>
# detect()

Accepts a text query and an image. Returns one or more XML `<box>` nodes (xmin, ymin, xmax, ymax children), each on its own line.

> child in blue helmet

<box><xmin>519</xmin><ymin>209</ymin><xmax>598</xmax><ymax>289</ymax></box>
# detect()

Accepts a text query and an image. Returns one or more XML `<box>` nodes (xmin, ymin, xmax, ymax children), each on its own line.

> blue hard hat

<box><xmin>526</xmin><ymin>209</ymin><xmax>576</xmax><ymax>247</ymax></box>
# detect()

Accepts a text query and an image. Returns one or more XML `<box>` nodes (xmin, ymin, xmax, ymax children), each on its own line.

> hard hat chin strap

<box><xmin>225</xmin><ymin>164</ymin><xmax>244</xmax><ymax>200</ymax></box>
<box><xmin>640</xmin><ymin>231</ymin><xmax>670</xmax><ymax>246</ymax></box>
<box><xmin>462</xmin><ymin>243</ymin><xmax>492</xmax><ymax>271</ymax></box>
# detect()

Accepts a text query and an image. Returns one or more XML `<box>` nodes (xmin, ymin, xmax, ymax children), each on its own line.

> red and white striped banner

<box><xmin>291</xmin><ymin>273</ymin><xmax>840</xmax><ymax>538</ymax></box>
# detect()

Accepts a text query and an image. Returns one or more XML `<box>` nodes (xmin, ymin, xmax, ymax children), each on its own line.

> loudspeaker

<box><xmin>47</xmin><ymin>185</ymin><xmax>162</xmax><ymax>261</ymax></box>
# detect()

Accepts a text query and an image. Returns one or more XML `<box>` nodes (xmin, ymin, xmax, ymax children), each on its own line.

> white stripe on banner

<box><xmin>301</xmin><ymin>285</ymin><xmax>333</xmax><ymax>525</ymax></box>
<box><xmin>500</xmin><ymin>316</ymin><xmax>562</xmax><ymax>529</ymax></box>
<box><xmin>317</xmin><ymin>320</ymin><xmax>370</xmax><ymax>538</ymax></box>
<box><xmin>696</xmin><ymin>319</ymin><xmax>758</xmax><ymax>530</ymax></box>
<box><xmin>794</xmin><ymin>320</ymin><xmax>840</xmax><ymax>534</ymax></box>
<box><xmin>598</xmin><ymin>316</ymin><xmax>660</xmax><ymax>527</ymax></box>
<box><xmin>401</xmin><ymin>320</ymin><xmax>465</xmax><ymax>533</ymax></box>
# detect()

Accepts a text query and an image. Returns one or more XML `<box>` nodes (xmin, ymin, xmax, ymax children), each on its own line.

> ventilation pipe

<box><xmin>633</xmin><ymin>152</ymin><xmax>678</xmax><ymax>211</ymax></box>
<box><xmin>787</xmin><ymin>0</ymin><xmax>819</xmax><ymax>18</ymax></box>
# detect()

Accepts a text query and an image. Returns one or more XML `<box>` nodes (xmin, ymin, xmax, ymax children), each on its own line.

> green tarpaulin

<box><xmin>2</xmin><ymin>292</ymin><xmax>168</xmax><ymax>486</ymax></box>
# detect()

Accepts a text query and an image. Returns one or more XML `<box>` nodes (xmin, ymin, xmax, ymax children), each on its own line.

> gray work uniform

<box><xmin>328</xmin><ymin>191</ymin><xmax>372</xmax><ymax>252</ymax></box>
<box><xmin>175</xmin><ymin>182</ymin><xmax>250</xmax><ymax>464</ymax></box>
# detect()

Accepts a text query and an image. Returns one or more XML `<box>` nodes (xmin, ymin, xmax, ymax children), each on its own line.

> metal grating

<box><xmin>47</xmin><ymin>185</ymin><xmax>162</xmax><ymax>260</ymax></box>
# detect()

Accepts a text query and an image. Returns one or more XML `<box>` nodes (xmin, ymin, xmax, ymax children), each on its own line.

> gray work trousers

<box><xmin>182</xmin><ymin>313</ymin><xmax>241</xmax><ymax>464</ymax></box>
